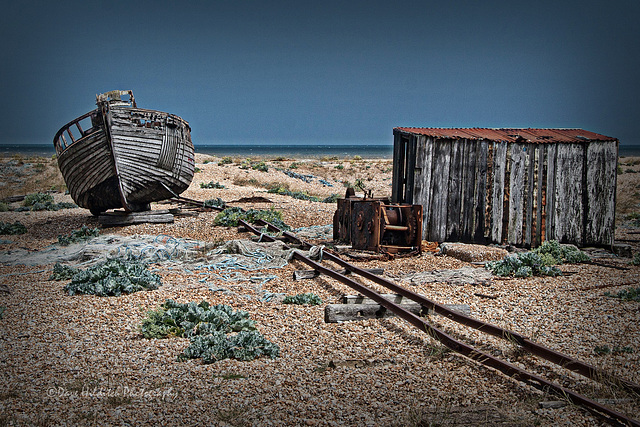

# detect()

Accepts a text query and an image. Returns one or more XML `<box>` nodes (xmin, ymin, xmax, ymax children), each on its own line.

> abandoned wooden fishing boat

<box><xmin>53</xmin><ymin>90</ymin><xmax>195</xmax><ymax>215</ymax></box>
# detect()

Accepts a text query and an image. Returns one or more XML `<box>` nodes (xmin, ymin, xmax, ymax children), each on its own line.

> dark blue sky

<box><xmin>2</xmin><ymin>0</ymin><xmax>638</xmax><ymax>146</ymax></box>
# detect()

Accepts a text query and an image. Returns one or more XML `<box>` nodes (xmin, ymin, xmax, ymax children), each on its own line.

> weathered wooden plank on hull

<box><xmin>584</xmin><ymin>142</ymin><xmax>617</xmax><ymax>246</ymax></box>
<box><xmin>446</xmin><ymin>139</ymin><xmax>464</xmax><ymax>241</ymax></box>
<box><xmin>429</xmin><ymin>139</ymin><xmax>452</xmax><ymax>242</ymax></box>
<box><xmin>508</xmin><ymin>143</ymin><xmax>526</xmax><ymax>245</ymax></box>
<box><xmin>490</xmin><ymin>141</ymin><xmax>507</xmax><ymax>243</ymax></box>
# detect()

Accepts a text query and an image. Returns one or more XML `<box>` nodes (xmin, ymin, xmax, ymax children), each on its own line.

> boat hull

<box><xmin>54</xmin><ymin>94</ymin><xmax>194</xmax><ymax>214</ymax></box>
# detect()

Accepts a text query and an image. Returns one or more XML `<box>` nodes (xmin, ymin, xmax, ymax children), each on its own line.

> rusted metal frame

<box><xmin>241</xmin><ymin>219</ymin><xmax>639</xmax><ymax>426</ymax></box>
<box><xmin>254</xmin><ymin>219</ymin><xmax>640</xmax><ymax>395</ymax></box>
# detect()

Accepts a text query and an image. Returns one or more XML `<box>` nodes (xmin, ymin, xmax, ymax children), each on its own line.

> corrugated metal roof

<box><xmin>394</xmin><ymin>127</ymin><xmax>617</xmax><ymax>143</ymax></box>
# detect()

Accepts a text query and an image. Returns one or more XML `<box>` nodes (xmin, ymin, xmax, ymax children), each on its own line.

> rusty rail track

<box><xmin>240</xmin><ymin>218</ymin><xmax>640</xmax><ymax>427</ymax></box>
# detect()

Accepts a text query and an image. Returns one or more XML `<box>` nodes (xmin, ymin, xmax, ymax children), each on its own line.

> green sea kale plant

<box><xmin>21</xmin><ymin>192</ymin><xmax>76</xmax><ymax>211</ymax></box>
<box><xmin>57</xmin><ymin>225</ymin><xmax>100</xmax><ymax>246</ymax></box>
<box><xmin>605</xmin><ymin>286</ymin><xmax>640</xmax><ymax>302</ymax></box>
<box><xmin>283</xmin><ymin>293</ymin><xmax>323</xmax><ymax>305</ymax></box>
<box><xmin>0</xmin><ymin>221</ymin><xmax>27</xmax><ymax>235</ymax></box>
<box><xmin>141</xmin><ymin>299</ymin><xmax>279</xmax><ymax>363</ymax></box>
<box><xmin>49</xmin><ymin>262</ymin><xmax>80</xmax><ymax>281</ymax></box>
<box><xmin>486</xmin><ymin>240</ymin><xmax>589</xmax><ymax>278</ymax></box>
<box><xmin>64</xmin><ymin>258</ymin><xmax>161</xmax><ymax>296</ymax></box>
<box><xmin>214</xmin><ymin>207</ymin><xmax>290</xmax><ymax>230</ymax></box>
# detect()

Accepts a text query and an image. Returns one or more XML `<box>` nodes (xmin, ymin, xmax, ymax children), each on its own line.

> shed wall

<box><xmin>392</xmin><ymin>132</ymin><xmax>618</xmax><ymax>247</ymax></box>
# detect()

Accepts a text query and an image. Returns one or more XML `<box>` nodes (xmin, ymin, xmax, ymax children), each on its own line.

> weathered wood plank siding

<box><xmin>584</xmin><ymin>142</ymin><xmax>618</xmax><ymax>245</ymax></box>
<box><xmin>429</xmin><ymin>140</ymin><xmax>451</xmax><ymax>242</ymax></box>
<box><xmin>473</xmin><ymin>140</ymin><xmax>488</xmax><ymax>242</ymax></box>
<box><xmin>446</xmin><ymin>139</ymin><xmax>464</xmax><ymax>240</ymax></box>
<box><xmin>412</xmin><ymin>136</ymin><xmax>433</xmax><ymax>234</ymax></box>
<box><xmin>490</xmin><ymin>141</ymin><xmax>507</xmax><ymax>243</ymax></box>
<box><xmin>394</xmin><ymin>128</ymin><xmax>616</xmax><ymax>247</ymax></box>
<box><xmin>391</xmin><ymin>132</ymin><xmax>406</xmax><ymax>202</ymax></box>
<box><xmin>404</xmin><ymin>135</ymin><xmax>417</xmax><ymax>204</ymax></box>
<box><xmin>535</xmin><ymin>145</ymin><xmax>545</xmax><ymax>247</ymax></box>
<box><xmin>508</xmin><ymin>143</ymin><xmax>526</xmax><ymax>245</ymax></box>
<box><xmin>525</xmin><ymin>146</ymin><xmax>536</xmax><ymax>246</ymax></box>
<box><xmin>553</xmin><ymin>143</ymin><xmax>584</xmax><ymax>243</ymax></box>
<box><xmin>545</xmin><ymin>144</ymin><xmax>557</xmax><ymax>243</ymax></box>
<box><xmin>460</xmin><ymin>140</ymin><xmax>477</xmax><ymax>240</ymax></box>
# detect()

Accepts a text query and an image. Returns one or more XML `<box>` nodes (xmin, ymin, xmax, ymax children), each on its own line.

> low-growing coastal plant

<box><xmin>141</xmin><ymin>299</ymin><xmax>279</xmax><ymax>364</ymax></box>
<box><xmin>605</xmin><ymin>286</ymin><xmax>640</xmax><ymax>302</ymax></box>
<box><xmin>180</xmin><ymin>330</ymin><xmax>279</xmax><ymax>363</ymax></box>
<box><xmin>267</xmin><ymin>184</ymin><xmax>338</xmax><ymax>204</ymax></box>
<box><xmin>0</xmin><ymin>221</ymin><xmax>27</xmax><ymax>235</ymax></box>
<box><xmin>64</xmin><ymin>258</ymin><xmax>161</xmax><ymax>296</ymax></box>
<box><xmin>0</xmin><ymin>202</ymin><xmax>9</xmax><ymax>212</ymax></box>
<box><xmin>49</xmin><ymin>262</ymin><xmax>80</xmax><ymax>281</ymax></box>
<box><xmin>486</xmin><ymin>240</ymin><xmax>589</xmax><ymax>277</ymax></box>
<box><xmin>594</xmin><ymin>345</ymin><xmax>634</xmax><ymax>355</ymax></box>
<box><xmin>23</xmin><ymin>192</ymin><xmax>53</xmax><ymax>206</ymax></box>
<box><xmin>203</xmin><ymin>198</ymin><xmax>226</xmax><ymax>209</ymax></box>
<box><xmin>283</xmin><ymin>293</ymin><xmax>322</xmax><ymax>305</ymax></box>
<box><xmin>632</xmin><ymin>253</ymin><xmax>640</xmax><ymax>266</ymax></box>
<box><xmin>533</xmin><ymin>240</ymin><xmax>590</xmax><ymax>264</ymax></box>
<box><xmin>214</xmin><ymin>207</ymin><xmax>290</xmax><ymax>230</ymax></box>
<box><xmin>218</xmin><ymin>156</ymin><xmax>233</xmax><ymax>166</ymax></box>
<box><xmin>252</xmin><ymin>161</ymin><xmax>268</xmax><ymax>172</ymax></box>
<box><xmin>200</xmin><ymin>181</ymin><xmax>225</xmax><ymax>189</ymax></box>
<box><xmin>57</xmin><ymin>225</ymin><xmax>99</xmax><ymax>246</ymax></box>
<box><xmin>141</xmin><ymin>300</ymin><xmax>257</xmax><ymax>339</ymax></box>
<box><xmin>13</xmin><ymin>192</ymin><xmax>76</xmax><ymax>212</ymax></box>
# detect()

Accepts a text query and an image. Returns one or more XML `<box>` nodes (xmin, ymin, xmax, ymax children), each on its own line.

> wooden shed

<box><xmin>391</xmin><ymin>128</ymin><xmax>618</xmax><ymax>248</ymax></box>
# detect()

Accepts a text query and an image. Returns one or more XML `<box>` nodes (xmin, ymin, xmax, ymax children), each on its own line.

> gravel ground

<box><xmin>0</xmin><ymin>154</ymin><xmax>639</xmax><ymax>426</ymax></box>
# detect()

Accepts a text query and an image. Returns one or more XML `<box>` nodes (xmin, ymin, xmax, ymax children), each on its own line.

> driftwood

<box><xmin>325</xmin><ymin>294</ymin><xmax>471</xmax><ymax>322</ymax></box>
<box><xmin>98</xmin><ymin>210</ymin><xmax>174</xmax><ymax>227</ymax></box>
<box><xmin>325</xmin><ymin>303</ymin><xmax>422</xmax><ymax>323</ymax></box>
<box><xmin>293</xmin><ymin>268</ymin><xmax>384</xmax><ymax>280</ymax></box>
<box><xmin>2</xmin><ymin>195</ymin><xmax>25</xmax><ymax>203</ymax></box>
<box><xmin>539</xmin><ymin>398</ymin><xmax>632</xmax><ymax>409</ymax></box>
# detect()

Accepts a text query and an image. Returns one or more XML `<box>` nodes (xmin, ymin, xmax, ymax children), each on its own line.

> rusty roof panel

<box><xmin>394</xmin><ymin>127</ymin><xmax>617</xmax><ymax>143</ymax></box>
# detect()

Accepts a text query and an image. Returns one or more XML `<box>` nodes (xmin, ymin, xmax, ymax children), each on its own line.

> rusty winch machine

<box><xmin>333</xmin><ymin>190</ymin><xmax>423</xmax><ymax>254</ymax></box>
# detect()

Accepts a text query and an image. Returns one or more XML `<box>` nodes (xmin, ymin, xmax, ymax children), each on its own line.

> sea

<box><xmin>0</xmin><ymin>143</ymin><xmax>394</xmax><ymax>159</ymax></box>
<box><xmin>3</xmin><ymin>143</ymin><xmax>640</xmax><ymax>159</ymax></box>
